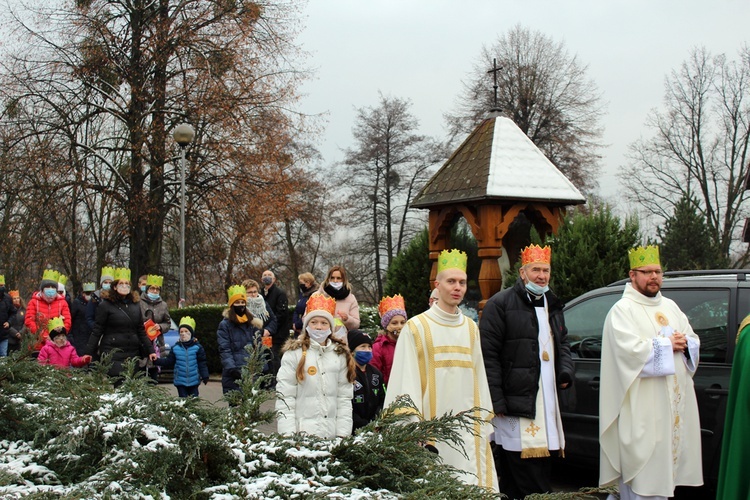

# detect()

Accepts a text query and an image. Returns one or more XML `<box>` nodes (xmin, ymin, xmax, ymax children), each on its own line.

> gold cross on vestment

<box><xmin>525</xmin><ymin>422</ymin><xmax>540</xmax><ymax>437</ymax></box>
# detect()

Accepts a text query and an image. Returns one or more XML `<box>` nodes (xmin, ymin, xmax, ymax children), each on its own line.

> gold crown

<box><xmin>8</xmin><ymin>290</ymin><xmax>19</xmax><ymax>298</ymax></box>
<box><xmin>437</xmin><ymin>249</ymin><xmax>467</xmax><ymax>273</ymax></box>
<box><xmin>305</xmin><ymin>293</ymin><xmax>336</xmax><ymax>316</ymax></box>
<box><xmin>521</xmin><ymin>244</ymin><xmax>551</xmax><ymax>266</ymax></box>
<box><xmin>379</xmin><ymin>294</ymin><xmax>406</xmax><ymax>317</ymax></box>
<box><xmin>113</xmin><ymin>268</ymin><xmax>131</xmax><ymax>282</ymax></box>
<box><xmin>82</xmin><ymin>282</ymin><xmax>96</xmax><ymax>292</ymax></box>
<box><xmin>100</xmin><ymin>266</ymin><xmax>115</xmax><ymax>281</ymax></box>
<box><xmin>47</xmin><ymin>316</ymin><xmax>65</xmax><ymax>332</ymax></box>
<box><xmin>58</xmin><ymin>274</ymin><xmax>68</xmax><ymax>286</ymax></box>
<box><xmin>628</xmin><ymin>245</ymin><xmax>660</xmax><ymax>269</ymax></box>
<box><xmin>0</xmin><ymin>275</ymin><xmax>4</xmax><ymax>284</ymax></box>
<box><xmin>227</xmin><ymin>284</ymin><xmax>246</xmax><ymax>304</ymax></box>
<box><xmin>146</xmin><ymin>274</ymin><xmax>163</xmax><ymax>287</ymax></box>
<box><xmin>42</xmin><ymin>269</ymin><xmax>60</xmax><ymax>282</ymax></box>
<box><xmin>179</xmin><ymin>316</ymin><xmax>196</xmax><ymax>331</ymax></box>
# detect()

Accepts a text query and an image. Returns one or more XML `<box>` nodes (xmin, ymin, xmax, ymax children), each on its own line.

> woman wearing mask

<box><xmin>371</xmin><ymin>294</ymin><xmax>408</xmax><ymax>387</ymax></box>
<box><xmin>85</xmin><ymin>268</ymin><xmax>156</xmax><ymax>383</ymax></box>
<box><xmin>7</xmin><ymin>290</ymin><xmax>26</xmax><ymax>353</ymax></box>
<box><xmin>318</xmin><ymin>266</ymin><xmax>360</xmax><ymax>331</ymax></box>
<box><xmin>276</xmin><ymin>293</ymin><xmax>355</xmax><ymax>438</ymax></box>
<box><xmin>139</xmin><ymin>275</ymin><xmax>171</xmax><ymax>381</ymax></box>
<box><xmin>25</xmin><ymin>270</ymin><xmax>72</xmax><ymax>351</ymax></box>
<box><xmin>216</xmin><ymin>285</ymin><xmax>262</xmax><ymax>394</ymax></box>
<box><xmin>292</xmin><ymin>272</ymin><xmax>318</xmax><ymax>336</ymax></box>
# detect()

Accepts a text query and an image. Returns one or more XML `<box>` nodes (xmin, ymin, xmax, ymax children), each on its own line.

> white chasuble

<box><xmin>384</xmin><ymin>305</ymin><xmax>498</xmax><ymax>492</ymax></box>
<box><xmin>600</xmin><ymin>283</ymin><xmax>703</xmax><ymax>497</ymax></box>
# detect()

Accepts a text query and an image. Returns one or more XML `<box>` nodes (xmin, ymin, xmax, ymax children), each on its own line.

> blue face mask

<box><xmin>525</xmin><ymin>281</ymin><xmax>549</xmax><ymax>296</ymax></box>
<box><xmin>140</xmin><ymin>286</ymin><xmax>147</xmax><ymax>293</ymax></box>
<box><xmin>354</xmin><ymin>350</ymin><xmax>373</xmax><ymax>365</ymax></box>
<box><xmin>147</xmin><ymin>293</ymin><xmax>160</xmax><ymax>301</ymax></box>
<box><xmin>43</xmin><ymin>288</ymin><xmax>57</xmax><ymax>299</ymax></box>
<box><xmin>102</xmin><ymin>283</ymin><xmax>111</xmax><ymax>291</ymax></box>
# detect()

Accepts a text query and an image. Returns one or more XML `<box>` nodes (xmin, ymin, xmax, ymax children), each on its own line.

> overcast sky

<box><xmin>296</xmin><ymin>0</ymin><xmax>750</xmax><ymax>212</ymax></box>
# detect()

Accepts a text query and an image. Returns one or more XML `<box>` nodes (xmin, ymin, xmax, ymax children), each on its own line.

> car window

<box><xmin>662</xmin><ymin>289</ymin><xmax>729</xmax><ymax>363</ymax></box>
<box><xmin>564</xmin><ymin>292</ymin><xmax>621</xmax><ymax>359</ymax></box>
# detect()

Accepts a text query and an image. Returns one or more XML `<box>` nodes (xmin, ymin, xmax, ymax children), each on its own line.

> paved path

<box><xmin>163</xmin><ymin>379</ymin><xmax>277</xmax><ymax>435</ymax></box>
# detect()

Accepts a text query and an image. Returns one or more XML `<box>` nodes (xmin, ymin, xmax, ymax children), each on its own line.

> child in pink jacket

<box><xmin>38</xmin><ymin>317</ymin><xmax>92</xmax><ymax>369</ymax></box>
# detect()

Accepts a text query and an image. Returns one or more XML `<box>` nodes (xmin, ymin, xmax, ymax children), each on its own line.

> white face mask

<box><xmin>329</xmin><ymin>281</ymin><xmax>344</xmax><ymax>290</ymax></box>
<box><xmin>116</xmin><ymin>284</ymin><xmax>131</xmax><ymax>295</ymax></box>
<box><xmin>306</xmin><ymin>326</ymin><xmax>332</xmax><ymax>345</ymax></box>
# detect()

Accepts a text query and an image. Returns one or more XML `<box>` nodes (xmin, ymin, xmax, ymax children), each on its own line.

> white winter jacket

<box><xmin>275</xmin><ymin>337</ymin><xmax>353</xmax><ymax>438</ymax></box>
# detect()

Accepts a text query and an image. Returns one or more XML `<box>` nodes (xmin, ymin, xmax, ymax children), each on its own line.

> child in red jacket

<box><xmin>38</xmin><ymin>317</ymin><xmax>92</xmax><ymax>369</ymax></box>
<box><xmin>371</xmin><ymin>295</ymin><xmax>408</xmax><ymax>387</ymax></box>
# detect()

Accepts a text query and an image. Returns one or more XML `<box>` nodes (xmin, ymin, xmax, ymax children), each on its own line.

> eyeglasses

<box><xmin>634</xmin><ymin>269</ymin><xmax>664</xmax><ymax>277</ymax></box>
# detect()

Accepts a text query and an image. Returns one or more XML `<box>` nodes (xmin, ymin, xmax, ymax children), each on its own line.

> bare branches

<box><xmin>621</xmin><ymin>46</ymin><xmax>750</xmax><ymax>264</ymax></box>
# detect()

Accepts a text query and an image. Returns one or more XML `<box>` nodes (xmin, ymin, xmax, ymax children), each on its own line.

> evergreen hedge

<box><xmin>170</xmin><ymin>304</ymin><xmax>226</xmax><ymax>374</ymax></box>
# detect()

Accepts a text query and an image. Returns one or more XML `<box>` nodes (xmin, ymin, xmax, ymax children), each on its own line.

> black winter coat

<box><xmin>85</xmin><ymin>292</ymin><xmax>154</xmax><ymax>377</ymax></box>
<box><xmin>262</xmin><ymin>284</ymin><xmax>289</xmax><ymax>344</ymax></box>
<box><xmin>69</xmin><ymin>295</ymin><xmax>92</xmax><ymax>355</ymax></box>
<box><xmin>479</xmin><ymin>278</ymin><xmax>573</xmax><ymax>419</ymax></box>
<box><xmin>0</xmin><ymin>293</ymin><xmax>16</xmax><ymax>342</ymax></box>
<box><xmin>352</xmin><ymin>363</ymin><xmax>386</xmax><ymax>433</ymax></box>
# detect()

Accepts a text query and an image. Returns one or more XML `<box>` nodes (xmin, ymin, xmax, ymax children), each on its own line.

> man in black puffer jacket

<box><xmin>480</xmin><ymin>245</ymin><xmax>573</xmax><ymax>500</ymax></box>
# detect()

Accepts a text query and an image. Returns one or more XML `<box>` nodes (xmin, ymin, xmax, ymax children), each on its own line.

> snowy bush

<box><xmin>0</xmin><ymin>347</ymin><xmax>500</xmax><ymax>499</ymax></box>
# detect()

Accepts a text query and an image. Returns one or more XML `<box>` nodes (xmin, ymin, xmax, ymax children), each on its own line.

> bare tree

<box><xmin>340</xmin><ymin>93</ymin><xmax>439</xmax><ymax>299</ymax></box>
<box><xmin>622</xmin><ymin>46</ymin><xmax>750</xmax><ymax>265</ymax></box>
<box><xmin>446</xmin><ymin>24</ymin><xmax>604</xmax><ymax>193</ymax></box>
<box><xmin>0</xmin><ymin>0</ymin><xmax>314</xmax><ymax>299</ymax></box>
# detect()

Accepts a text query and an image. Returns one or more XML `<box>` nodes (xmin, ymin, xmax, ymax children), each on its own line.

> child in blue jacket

<box><xmin>155</xmin><ymin>316</ymin><xmax>209</xmax><ymax>397</ymax></box>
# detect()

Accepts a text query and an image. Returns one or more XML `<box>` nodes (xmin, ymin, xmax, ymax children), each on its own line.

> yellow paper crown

<box><xmin>179</xmin><ymin>316</ymin><xmax>196</xmax><ymax>331</ymax></box>
<box><xmin>227</xmin><ymin>285</ymin><xmax>246</xmax><ymax>305</ymax></box>
<box><xmin>437</xmin><ymin>249</ymin><xmax>467</xmax><ymax>273</ymax></box>
<box><xmin>378</xmin><ymin>294</ymin><xmax>406</xmax><ymax>317</ymax></box>
<box><xmin>146</xmin><ymin>274</ymin><xmax>164</xmax><ymax>287</ymax></box>
<box><xmin>521</xmin><ymin>244</ymin><xmax>551</xmax><ymax>266</ymax></box>
<box><xmin>305</xmin><ymin>293</ymin><xmax>336</xmax><ymax>317</ymax></box>
<box><xmin>58</xmin><ymin>274</ymin><xmax>68</xmax><ymax>286</ymax></box>
<box><xmin>42</xmin><ymin>269</ymin><xmax>60</xmax><ymax>282</ymax></box>
<box><xmin>628</xmin><ymin>245</ymin><xmax>660</xmax><ymax>269</ymax></box>
<box><xmin>100</xmin><ymin>266</ymin><xmax>115</xmax><ymax>281</ymax></box>
<box><xmin>82</xmin><ymin>282</ymin><xmax>96</xmax><ymax>292</ymax></box>
<box><xmin>47</xmin><ymin>316</ymin><xmax>65</xmax><ymax>332</ymax></box>
<box><xmin>0</xmin><ymin>275</ymin><xmax>4</xmax><ymax>284</ymax></box>
<box><xmin>113</xmin><ymin>268</ymin><xmax>131</xmax><ymax>282</ymax></box>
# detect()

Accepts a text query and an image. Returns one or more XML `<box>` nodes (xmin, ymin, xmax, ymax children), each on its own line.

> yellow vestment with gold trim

<box><xmin>384</xmin><ymin>305</ymin><xmax>498</xmax><ymax>492</ymax></box>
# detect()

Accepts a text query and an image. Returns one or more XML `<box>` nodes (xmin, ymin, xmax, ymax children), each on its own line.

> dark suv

<box><xmin>559</xmin><ymin>270</ymin><xmax>750</xmax><ymax>491</ymax></box>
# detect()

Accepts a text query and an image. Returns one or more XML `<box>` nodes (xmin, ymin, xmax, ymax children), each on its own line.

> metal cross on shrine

<box><xmin>486</xmin><ymin>57</ymin><xmax>503</xmax><ymax>111</ymax></box>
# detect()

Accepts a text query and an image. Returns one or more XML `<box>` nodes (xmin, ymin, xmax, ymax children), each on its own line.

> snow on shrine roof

<box><xmin>411</xmin><ymin>115</ymin><xmax>585</xmax><ymax>208</ymax></box>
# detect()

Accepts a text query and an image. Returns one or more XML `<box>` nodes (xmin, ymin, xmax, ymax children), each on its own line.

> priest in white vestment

<box><xmin>600</xmin><ymin>245</ymin><xmax>702</xmax><ymax>499</ymax></box>
<box><xmin>383</xmin><ymin>249</ymin><xmax>498</xmax><ymax>492</ymax></box>
<box><xmin>480</xmin><ymin>244</ymin><xmax>574</xmax><ymax>499</ymax></box>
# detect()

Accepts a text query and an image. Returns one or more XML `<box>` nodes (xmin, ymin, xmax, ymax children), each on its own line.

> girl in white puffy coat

<box><xmin>276</xmin><ymin>293</ymin><xmax>356</xmax><ymax>438</ymax></box>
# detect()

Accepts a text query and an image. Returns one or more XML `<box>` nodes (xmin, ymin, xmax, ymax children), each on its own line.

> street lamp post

<box><xmin>173</xmin><ymin>123</ymin><xmax>195</xmax><ymax>308</ymax></box>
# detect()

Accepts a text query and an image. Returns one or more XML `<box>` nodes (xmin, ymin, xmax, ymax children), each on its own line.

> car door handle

<box><xmin>705</xmin><ymin>384</ymin><xmax>728</xmax><ymax>399</ymax></box>
<box><xmin>588</xmin><ymin>377</ymin><xmax>600</xmax><ymax>390</ymax></box>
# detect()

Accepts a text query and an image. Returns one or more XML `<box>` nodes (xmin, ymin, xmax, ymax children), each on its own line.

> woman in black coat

<box><xmin>85</xmin><ymin>269</ymin><xmax>155</xmax><ymax>383</ymax></box>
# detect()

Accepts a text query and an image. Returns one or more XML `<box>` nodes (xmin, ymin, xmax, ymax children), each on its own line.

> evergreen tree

<box><xmin>384</xmin><ymin>228</ymin><xmax>432</xmax><ymax>318</ymax></box>
<box><xmin>658</xmin><ymin>196</ymin><xmax>728</xmax><ymax>270</ymax></box>
<box><xmin>548</xmin><ymin>206</ymin><xmax>640</xmax><ymax>302</ymax></box>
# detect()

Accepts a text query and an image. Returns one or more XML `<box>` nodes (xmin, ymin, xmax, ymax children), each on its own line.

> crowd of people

<box><xmin>7</xmin><ymin>244</ymin><xmax>746</xmax><ymax>498</ymax></box>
